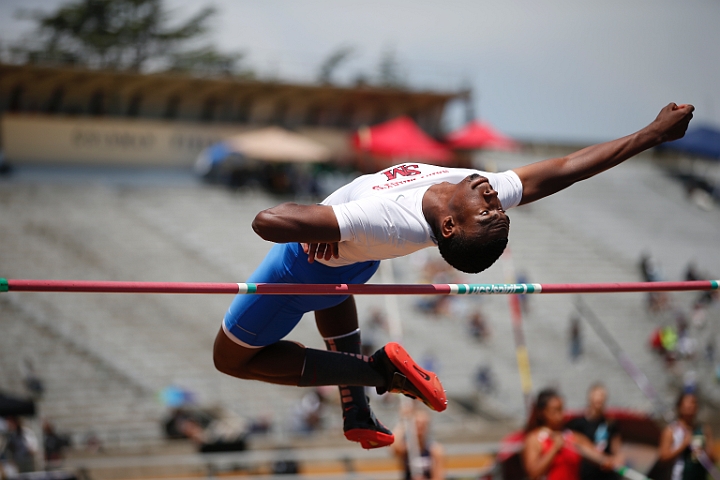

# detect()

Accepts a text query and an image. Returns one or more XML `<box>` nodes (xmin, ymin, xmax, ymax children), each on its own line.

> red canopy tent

<box><xmin>446</xmin><ymin>121</ymin><xmax>518</xmax><ymax>151</ymax></box>
<box><xmin>352</xmin><ymin>116</ymin><xmax>452</xmax><ymax>163</ymax></box>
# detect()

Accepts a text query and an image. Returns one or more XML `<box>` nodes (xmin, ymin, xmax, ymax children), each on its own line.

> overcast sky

<box><xmin>2</xmin><ymin>0</ymin><xmax>719</xmax><ymax>142</ymax></box>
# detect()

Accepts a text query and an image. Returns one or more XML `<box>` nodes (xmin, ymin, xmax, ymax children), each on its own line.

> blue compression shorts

<box><xmin>222</xmin><ymin>242</ymin><xmax>380</xmax><ymax>347</ymax></box>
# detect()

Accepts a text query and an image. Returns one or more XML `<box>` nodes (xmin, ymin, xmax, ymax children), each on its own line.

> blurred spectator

<box><xmin>0</xmin><ymin>417</ymin><xmax>12</xmax><ymax>477</ymax></box>
<box><xmin>292</xmin><ymin>388</ymin><xmax>328</xmax><ymax>434</ymax></box>
<box><xmin>0</xmin><ymin>150</ymin><xmax>11</xmax><ymax>176</ymax></box>
<box><xmin>523</xmin><ymin>388</ymin><xmax>619</xmax><ymax>480</ymax></box>
<box><xmin>163</xmin><ymin>407</ymin><xmax>261</xmax><ymax>452</ymax></box>
<box><xmin>705</xmin><ymin>338</ymin><xmax>715</xmax><ymax>364</ymax></box>
<box><xmin>415</xmin><ymin>258</ymin><xmax>461</xmax><ymax>316</ymax></box>
<box><xmin>473</xmin><ymin>365</ymin><xmax>496</xmax><ymax>396</ymax></box>
<box><xmin>391</xmin><ymin>408</ymin><xmax>445</xmax><ymax>480</ymax></box>
<box><xmin>640</xmin><ymin>253</ymin><xmax>662</xmax><ymax>282</ymax></box>
<box><xmin>164</xmin><ymin>408</ymin><xmax>210</xmax><ymax>441</ymax></box>
<box><xmin>684</xmin><ymin>262</ymin><xmax>702</xmax><ymax>282</ymax></box>
<box><xmin>566</xmin><ymin>384</ymin><xmax>623</xmax><ymax>480</ymax></box>
<box><xmin>83</xmin><ymin>431</ymin><xmax>103</xmax><ymax>453</ymax></box>
<box><xmin>676</xmin><ymin>332</ymin><xmax>698</xmax><ymax>361</ymax></box>
<box><xmin>43</xmin><ymin>420</ymin><xmax>71</xmax><ymax>466</ymax></box>
<box><xmin>3</xmin><ymin>417</ymin><xmax>38</xmax><ymax>473</ymax></box>
<box><xmin>468</xmin><ymin>310</ymin><xmax>490</xmax><ymax>342</ymax></box>
<box><xmin>247</xmin><ymin>413</ymin><xmax>272</xmax><ymax>435</ymax></box>
<box><xmin>685</xmin><ymin>262</ymin><xmax>718</xmax><ymax>311</ymax></box>
<box><xmin>516</xmin><ymin>270</ymin><xmax>531</xmax><ymax>314</ymax></box>
<box><xmin>682</xmin><ymin>371</ymin><xmax>698</xmax><ymax>394</ymax></box>
<box><xmin>640</xmin><ymin>253</ymin><xmax>670</xmax><ymax>312</ymax></box>
<box><xmin>652</xmin><ymin>325</ymin><xmax>679</xmax><ymax>365</ymax></box>
<box><xmin>657</xmin><ymin>391</ymin><xmax>716</xmax><ymax>480</ymax></box>
<box><xmin>361</xmin><ymin>308</ymin><xmax>387</xmax><ymax>356</ymax></box>
<box><xmin>569</xmin><ymin>315</ymin><xmax>583</xmax><ymax>362</ymax></box>
<box><xmin>20</xmin><ymin>358</ymin><xmax>44</xmax><ymax>399</ymax></box>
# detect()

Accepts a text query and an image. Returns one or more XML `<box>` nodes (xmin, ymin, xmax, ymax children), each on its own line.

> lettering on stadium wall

<box><xmin>2</xmin><ymin>115</ymin><xmax>248</xmax><ymax>166</ymax></box>
<box><xmin>72</xmin><ymin>130</ymin><xmax>156</xmax><ymax>149</ymax></box>
<box><xmin>169</xmin><ymin>133</ymin><xmax>223</xmax><ymax>152</ymax></box>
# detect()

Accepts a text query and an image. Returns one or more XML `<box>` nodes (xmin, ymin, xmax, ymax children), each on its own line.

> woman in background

<box><xmin>658</xmin><ymin>391</ymin><xmax>715</xmax><ymax>480</ymax></box>
<box><xmin>523</xmin><ymin>388</ymin><xmax>618</xmax><ymax>480</ymax></box>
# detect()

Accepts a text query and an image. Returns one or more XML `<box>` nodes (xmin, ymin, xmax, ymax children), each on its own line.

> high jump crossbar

<box><xmin>1</xmin><ymin>278</ymin><xmax>718</xmax><ymax>295</ymax></box>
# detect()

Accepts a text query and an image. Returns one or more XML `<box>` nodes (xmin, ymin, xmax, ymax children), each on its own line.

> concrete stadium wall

<box><xmin>1</xmin><ymin>114</ymin><xmax>251</xmax><ymax>167</ymax></box>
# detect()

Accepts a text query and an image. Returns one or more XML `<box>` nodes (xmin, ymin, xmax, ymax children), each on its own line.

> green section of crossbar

<box><xmin>458</xmin><ymin>283</ymin><xmax>537</xmax><ymax>294</ymax></box>
<box><xmin>712</xmin><ymin>280</ymin><xmax>720</xmax><ymax>290</ymax></box>
<box><xmin>0</xmin><ymin>278</ymin><xmax>7</xmax><ymax>292</ymax></box>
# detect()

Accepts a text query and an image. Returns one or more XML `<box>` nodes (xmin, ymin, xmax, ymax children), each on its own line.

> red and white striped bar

<box><xmin>1</xmin><ymin>278</ymin><xmax>718</xmax><ymax>295</ymax></box>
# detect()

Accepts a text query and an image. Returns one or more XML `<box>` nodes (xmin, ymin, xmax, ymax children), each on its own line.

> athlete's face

<box><xmin>448</xmin><ymin>173</ymin><xmax>510</xmax><ymax>240</ymax></box>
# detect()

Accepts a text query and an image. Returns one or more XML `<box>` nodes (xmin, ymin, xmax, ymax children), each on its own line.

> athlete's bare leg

<box><xmin>314</xmin><ymin>297</ymin><xmax>395</xmax><ymax>449</ymax></box>
<box><xmin>213</xmin><ymin>297</ymin><xmax>359</xmax><ymax>385</ymax></box>
<box><xmin>314</xmin><ymin>296</ymin><xmax>359</xmax><ymax>338</ymax></box>
<box><xmin>213</xmin><ymin>330</ymin><xmax>305</xmax><ymax>385</ymax></box>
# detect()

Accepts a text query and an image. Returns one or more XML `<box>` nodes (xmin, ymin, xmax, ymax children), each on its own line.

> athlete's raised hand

<box><xmin>514</xmin><ymin>102</ymin><xmax>695</xmax><ymax>205</ymax></box>
<box><xmin>649</xmin><ymin>103</ymin><xmax>694</xmax><ymax>143</ymax></box>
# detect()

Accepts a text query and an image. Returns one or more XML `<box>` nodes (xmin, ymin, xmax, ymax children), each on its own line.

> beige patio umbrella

<box><xmin>225</xmin><ymin>126</ymin><xmax>332</xmax><ymax>163</ymax></box>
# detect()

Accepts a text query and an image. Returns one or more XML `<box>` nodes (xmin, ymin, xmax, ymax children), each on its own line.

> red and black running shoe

<box><xmin>343</xmin><ymin>403</ymin><xmax>394</xmax><ymax>449</ymax></box>
<box><xmin>372</xmin><ymin>342</ymin><xmax>447</xmax><ymax>412</ymax></box>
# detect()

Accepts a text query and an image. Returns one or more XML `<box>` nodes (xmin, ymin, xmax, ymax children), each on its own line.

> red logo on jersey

<box><xmin>382</xmin><ymin>164</ymin><xmax>421</xmax><ymax>181</ymax></box>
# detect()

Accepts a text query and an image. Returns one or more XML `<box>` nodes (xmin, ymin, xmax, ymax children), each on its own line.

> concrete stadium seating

<box><xmin>0</xmin><ymin>154</ymin><xmax>718</xmax><ymax>457</ymax></box>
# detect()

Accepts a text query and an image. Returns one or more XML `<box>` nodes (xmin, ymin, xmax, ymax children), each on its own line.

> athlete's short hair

<box><xmin>436</xmin><ymin>232</ymin><xmax>508</xmax><ymax>274</ymax></box>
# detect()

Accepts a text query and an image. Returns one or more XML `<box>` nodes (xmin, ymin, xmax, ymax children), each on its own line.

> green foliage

<box><xmin>377</xmin><ymin>48</ymin><xmax>406</xmax><ymax>89</ymax></box>
<box><xmin>167</xmin><ymin>46</ymin><xmax>253</xmax><ymax>78</ymax></box>
<box><xmin>317</xmin><ymin>45</ymin><xmax>355</xmax><ymax>85</ymax></box>
<box><xmin>14</xmin><ymin>0</ymin><xmax>244</xmax><ymax>74</ymax></box>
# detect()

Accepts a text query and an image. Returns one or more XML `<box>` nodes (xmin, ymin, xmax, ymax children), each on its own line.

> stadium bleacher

<box><xmin>1</xmin><ymin>152</ymin><xmax>718</xmax><ymax>477</ymax></box>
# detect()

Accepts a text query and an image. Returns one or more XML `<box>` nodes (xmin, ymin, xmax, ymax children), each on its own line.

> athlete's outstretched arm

<box><xmin>252</xmin><ymin>203</ymin><xmax>340</xmax><ymax>244</ymax></box>
<box><xmin>514</xmin><ymin>103</ymin><xmax>694</xmax><ymax>205</ymax></box>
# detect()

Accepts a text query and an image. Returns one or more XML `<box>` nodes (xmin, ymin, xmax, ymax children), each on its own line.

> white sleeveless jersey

<box><xmin>317</xmin><ymin>163</ymin><xmax>523</xmax><ymax>266</ymax></box>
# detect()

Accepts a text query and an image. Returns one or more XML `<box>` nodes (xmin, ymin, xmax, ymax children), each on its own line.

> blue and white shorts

<box><xmin>222</xmin><ymin>242</ymin><xmax>380</xmax><ymax>348</ymax></box>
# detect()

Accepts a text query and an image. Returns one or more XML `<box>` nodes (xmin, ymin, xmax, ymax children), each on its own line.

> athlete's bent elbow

<box><xmin>252</xmin><ymin>210</ymin><xmax>276</xmax><ymax>241</ymax></box>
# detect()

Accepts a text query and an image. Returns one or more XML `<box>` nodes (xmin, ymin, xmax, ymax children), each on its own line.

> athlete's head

<box><xmin>432</xmin><ymin>173</ymin><xmax>510</xmax><ymax>274</ymax></box>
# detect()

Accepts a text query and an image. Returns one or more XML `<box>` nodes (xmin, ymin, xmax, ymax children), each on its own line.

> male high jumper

<box><xmin>214</xmin><ymin>103</ymin><xmax>693</xmax><ymax>449</ymax></box>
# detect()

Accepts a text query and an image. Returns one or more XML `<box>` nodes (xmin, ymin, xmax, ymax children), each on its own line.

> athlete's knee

<box><xmin>213</xmin><ymin>329</ymin><xmax>254</xmax><ymax>378</ymax></box>
<box><xmin>213</xmin><ymin>346</ymin><xmax>255</xmax><ymax>379</ymax></box>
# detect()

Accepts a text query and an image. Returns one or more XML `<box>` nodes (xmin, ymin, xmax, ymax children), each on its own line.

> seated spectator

<box><xmin>361</xmin><ymin>308</ymin><xmax>387</xmax><ymax>356</ymax></box>
<box><xmin>569</xmin><ymin>315</ymin><xmax>583</xmax><ymax>362</ymax></box>
<box><xmin>473</xmin><ymin>364</ymin><xmax>496</xmax><ymax>395</ymax></box>
<box><xmin>657</xmin><ymin>391</ymin><xmax>716</xmax><ymax>480</ymax></box>
<box><xmin>468</xmin><ymin>311</ymin><xmax>490</xmax><ymax>341</ymax></box>
<box><xmin>3</xmin><ymin>417</ymin><xmax>38</xmax><ymax>473</ymax></box>
<box><xmin>291</xmin><ymin>388</ymin><xmax>328</xmax><ymax>434</ymax></box>
<box><xmin>43</xmin><ymin>420</ymin><xmax>71</xmax><ymax>466</ymax></box>
<box><xmin>391</xmin><ymin>407</ymin><xmax>445</xmax><ymax>480</ymax></box>
<box><xmin>566</xmin><ymin>383</ymin><xmax>623</xmax><ymax>480</ymax></box>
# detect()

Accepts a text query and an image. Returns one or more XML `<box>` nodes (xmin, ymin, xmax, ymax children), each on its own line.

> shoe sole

<box><xmin>384</xmin><ymin>342</ymin><xmax>447</xmax><ymax>412</ymax></box>
<box><xmin>345</xmin><ymin>429</ymin><xmax>395</xmax><ymax>449</ymax></box>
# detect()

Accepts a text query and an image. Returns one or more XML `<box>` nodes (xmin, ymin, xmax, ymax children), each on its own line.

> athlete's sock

<box><xmin>323</xmin><ymin>329</ymin><xmax>371</xmax><ymax>411</ymax></box>
<box><xmin>298</xmin><ymin>346</ymin><xmax>384</xmax><ymax>388</ymax></box>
